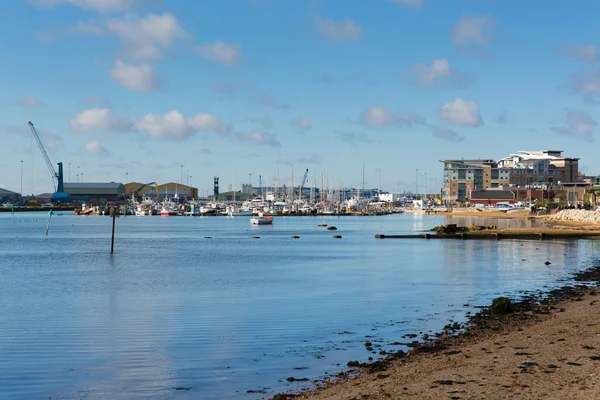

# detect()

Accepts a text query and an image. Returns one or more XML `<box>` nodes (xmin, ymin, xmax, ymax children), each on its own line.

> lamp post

<box><xmin>180</xmin><ymin>165</ymin><xmax>183</xmax><ymax>185</ymax></box>
<box><xmin>80</xmin><ymin>173</ymin><xmax>84</xmax><ymax>183</ymax></box>
<box><xmin>20</xmin><ymin>160</ymin><xmax>23</xmax><ymax>196</ymax></box>
<box><xmin>77</xmin><ymin>165</ymin><xmax>80</xmax><ymax>183</ymax></box>
<box><xmin>68</xmin><ymin>162</ymin><xmax>71</xmax><ymax>182</ymax></box>
<box><xmin>126</xmin><ymin>172</ymin><xmax>128</xmax><ymax>183</ymax></box>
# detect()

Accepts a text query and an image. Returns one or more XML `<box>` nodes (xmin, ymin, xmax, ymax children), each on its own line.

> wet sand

<box><xmin>274</xmin><ymin>284</ymin><xmax>600</xmax><ymax>400</ymax></box>
<box><xmin>270</xmin><ymin>214</ymin><xmax>600</xmax><ymax>400</ymax></box>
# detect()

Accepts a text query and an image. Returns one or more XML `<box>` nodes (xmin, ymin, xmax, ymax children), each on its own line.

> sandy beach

<box><xmin>270</xmin><ymin>211</ymin><xmax>600</xmax><ymax>400</ymax></box>
<box><xmin>273</xmin><ymin>284</ymin><xmax>600</xmax><ymax>400</ymax></box>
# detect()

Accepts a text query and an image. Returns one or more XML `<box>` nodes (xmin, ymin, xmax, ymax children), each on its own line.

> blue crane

<box><xmin>27</xmin><ymin>121</ymin><xmax>71</xmax><ymax>203</ymax></box>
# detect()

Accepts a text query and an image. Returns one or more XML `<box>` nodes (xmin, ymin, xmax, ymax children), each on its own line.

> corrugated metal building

<box><xmin>65</xmin><ymin>182</ymin><xmax>125</xmax><ymax>203</ymax></box>
<box><xmin>0</xmin><ymin>188</ymin><xmax>21</xmax><ymax>203</ymax></box>
<box><xmin>124</xmin><ymin>182</ymin><xmax>198</xmax><ymax>199</ymax></box>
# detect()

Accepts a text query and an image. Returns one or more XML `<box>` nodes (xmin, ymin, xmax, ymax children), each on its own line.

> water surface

<box><xmin>1</xmin><ymin>212</ymin><xmax>598</xmax><ymax>399</ymax></box>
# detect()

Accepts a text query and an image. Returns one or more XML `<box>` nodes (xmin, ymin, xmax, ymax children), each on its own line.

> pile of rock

<box><xmin>545</xmin><ymin>209</ymin><xmax>600</xmax><ymax>223</ymax></box>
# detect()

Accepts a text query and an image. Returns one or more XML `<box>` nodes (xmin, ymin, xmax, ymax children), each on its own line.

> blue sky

<box><xmin>2</xmin><ymin>0</ymin><xmax>600</xmax><ymax>196</ymax></box>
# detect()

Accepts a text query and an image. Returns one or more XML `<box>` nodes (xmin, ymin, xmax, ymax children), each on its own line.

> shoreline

<box><xmin>272</xmin><ymin>266</ymin><xmax>600</xmax><ymax>400</ymax></box>
<box><xmin>270</xmin><ymin>216</ymin><xmax>600</xmax><ymax>400</ymax></box>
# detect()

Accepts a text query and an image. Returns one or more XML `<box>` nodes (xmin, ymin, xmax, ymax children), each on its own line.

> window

<box><xmin>458</xmin><ymin>170</ymin><xmax>466</xmax><ymax>179</ymax></box>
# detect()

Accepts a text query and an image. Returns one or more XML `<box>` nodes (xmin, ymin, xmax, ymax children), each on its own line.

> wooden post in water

<box><xmin>110</xmin><ymin>205</ymin><xmax>116</xmax><ymax>253</ymax></box>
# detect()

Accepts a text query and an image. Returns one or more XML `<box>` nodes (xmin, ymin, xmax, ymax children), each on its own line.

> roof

<box><xmin>64</xmin><ymin>182</ymin><xmax>123</xmax><ymax>189</ymax></box>
<box><xmin>471</xmin><ymin>190</ymin><xmax>515</xmax><ymax>200</ymax></box>
<box><xmin>0</xmin><ymin>187</ymin><xmax>19</xmax><ymax>195</ymax></box>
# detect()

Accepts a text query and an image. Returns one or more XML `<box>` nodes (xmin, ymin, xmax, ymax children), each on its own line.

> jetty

<box><xmin>375</xmin><ymin>231</ymin><xmax>600</xmax><ymax>240</ymax></box>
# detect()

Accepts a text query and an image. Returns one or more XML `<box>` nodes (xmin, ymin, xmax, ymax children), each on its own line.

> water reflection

<box><xmin>0</xmin><ymin>212</ymin><xmax>597</xmax><ymax>399</ymax></box>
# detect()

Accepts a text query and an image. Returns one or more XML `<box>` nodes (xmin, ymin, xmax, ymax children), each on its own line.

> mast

<box><xmin>362</xmin><ymin>161</ymin><xmax>365</xmax><ymax>197</ymax></box>
<box><xmin>233</xmin><ymin>162</ymin><xmax>236</xmax><ymax>203</ymax></box>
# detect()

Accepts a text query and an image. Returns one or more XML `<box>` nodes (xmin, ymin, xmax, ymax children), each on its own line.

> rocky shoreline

<box><xmin>269</xmin><ymin>262</ymin><xmax>600</xmax><ymax>400</ymax></box>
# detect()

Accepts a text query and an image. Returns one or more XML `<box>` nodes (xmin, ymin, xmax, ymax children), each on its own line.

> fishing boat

<box><xmin>160</xmin><ymin>206</ymin><xmax>178</xmax><ymax>216</ymax></box>
<box><xmin>250</xmin><ymin>215</ymin><xmax>274</xmax><ymax>225</ymax></box>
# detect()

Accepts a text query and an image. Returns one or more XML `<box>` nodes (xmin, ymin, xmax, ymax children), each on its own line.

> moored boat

<box><xmin>250</xmin><ymin>215</ymin><xmax>274</xmax><ymax>225</ymax></box>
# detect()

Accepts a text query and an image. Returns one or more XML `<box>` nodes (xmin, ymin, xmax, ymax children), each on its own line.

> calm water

<box><xmin>1</xmin><ymin>212</ymin><xmax>599</xmax><ymax>399</ymax></box>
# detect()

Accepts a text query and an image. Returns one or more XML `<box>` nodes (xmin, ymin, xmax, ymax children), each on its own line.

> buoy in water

<box><xmin>318</xmin><ymin>224</ymin><xmax>327</xmax><ymax>227</ymax></box>
<box><xmin>333</xmin><ymin>235</ymin><xmax>342</xmax><ymax>239</ymax></box>
<box><xmin>291</xmin><ymin>235</ymin><xmax>300</xmax><ymax>239</ymax></box>
<box><xmin>327</xmin><ymin>226</ymin><xmax>337</xmax><ymax>230</ymax></box>
<box><xmin>252</xmin><ymin>236</ymin><xmax>260</xmax><ymax>239</ymax></box>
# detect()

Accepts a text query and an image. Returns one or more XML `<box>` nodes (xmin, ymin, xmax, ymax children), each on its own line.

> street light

<box><xmin>80</xmin><ymin>172</ymin><xmax>84</xmax><ymax>183</ymax></box>
<box><xmin>126</xmin><ymin>172</ymin><xmax>128</xmax><ymax>183</ymax></box>
<box><xmin>20</xmin><ymin>160</ymin><xmax>23</xmax><ymax>196</ymax></box>
<box><xmin>68</xmin><ymin>162</ymin><xmax>71</xmax><ymax>182</ymax></box>
<box><xmin>77</xmin><ymin>165</ymin><xmax>80</xmax><ymax>183</ymax></box>
<box><xmin>180</xmin><ymin>165</ymin><xmax>183</xmax><ymax>185</ymax></box>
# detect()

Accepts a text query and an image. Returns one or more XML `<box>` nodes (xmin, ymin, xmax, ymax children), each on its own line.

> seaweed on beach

<box><xmin>269</xmin><ymin>263</ymin><xmax>600</xmax><ymax>400</ymax></box>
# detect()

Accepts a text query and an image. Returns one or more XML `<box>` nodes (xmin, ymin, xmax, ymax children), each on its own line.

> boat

<box><xmin>227</xmin><ymin>204</ymin><xmax>253</xmax><ymax>217</ymax></box>
<box><xmin>160</xmin><ymin>206</ymin><xmax>177</xmax><ymax>216</ymax></box>
<box><xmin>250</xmin><ymin>215</ymin><xmax>274</xmax><ymax>225</ymax></box>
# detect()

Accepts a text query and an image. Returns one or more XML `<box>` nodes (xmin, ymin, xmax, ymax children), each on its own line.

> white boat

<box><xmin>250</xmin><ymin>215</ymin><xmax>274</xmax><ymax>225</ymax></box>
<box><xmin>160</xmin><ymin>206</ymin><xmax>177</xmax><ymax>216</ymax></box>
<box><xmin>227</xmin><ymin>204</ymin><xmax>253</xmax><ymax>217</ymax></box>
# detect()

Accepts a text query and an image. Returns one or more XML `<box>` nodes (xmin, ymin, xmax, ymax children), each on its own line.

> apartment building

<box><xmin>441</xmin><ymin>150</ymin><xmax>580</xmax><ymax>200</ymax></box>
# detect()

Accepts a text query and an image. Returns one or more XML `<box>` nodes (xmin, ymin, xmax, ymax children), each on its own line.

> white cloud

<box><xmin>361</xmin><ymin>106</ymin><xmax>394</xmax><ymax>126</ymax></box>
<box><xmin>134</xmin><ymin>110</ymin><xmax>229</xmax><ymax>141</ymax></box>
<box><xmin>315</xmin><ymin>17</ymin><xmax>363</xmax><ymax>42</ymax></box>
<box><xmin>439</xmin><ymin>98</ymin><xmax>483</xmax><ymax>127</ymax></box>
<box><xmin>36</xmin><ymin>19</ymin><xmax>104</xmax><ymax>41</ymax></box>
<box><xmin>551</xmin><ymin>109</ymin><xmax>596</xmax><ymax>142</ymax></box>
<box><xmin>560</xmin><ymin>44</ymin><xmax>597</xmax><ymax>62</ymax></box>
<box><xmin>109</xmin><ymin>59</ymin><xmax>158</xmax><ymax>92</ymax></box>
<box><xmin>390</xmin><ymin>0</ymin><xmax>423</xmax><ymax>9</ymax></box>
<box><xmin>188</xmin><ymin>114</ymin><xmax>229</xmax><ymax>136</ymax></box>
<box><xmin>431</xmin><ymin>127</ymin><xmax>463</xmax><ymax>142</ymax></box>
<box><xmin>236</xmin><ymin>131</ymin><xmax>281</xmax><ymax>147</ymax></box>
<box><xmin>360</xmin><ymin>106</ymin><xmax>425</xmax><ymax>127</ymax></box>
<box><xmin>291</xmin><ymin>115</ymin><xmax>312</xmax><ymax>131</ymax></box>
<box><xmin>409</xmin><ymin>58</ymin><xmax>470</xmax><ymax>87</ymax></box>
<box><xmin>17</xmin><ymin>95</ymin><xmax>42</xmax><ymax>107</ymax></box>
<box><xmin>84</xmin><ymin>140</ymin><xmax>108</xmax><ymax>155</ymax></box>
<box><xmin>70</xmin><ymin>108</ymin><xmax>131</xmax><ymax>132</ymax></box>
<box><xmin>69</xmin><ymin>19</ymin><xmax>104</xmax><ymax>36</ymax></box>
<box><xmin>106</xmin><ymin>13</ymin><xmax>185</xmax><ymax>60</ymax></box>
<box><xmin>570</xmin><ymin>69</ymin><xmax>600</xmax><ymax>100</ymax></box>
<box><xmin>451</xmin><ymin>15</ymin><xmax>495</xmax><ymax>53</ymax></box>
<box><xmin>30</xmin><ymin>0</ymin><xmax>146</xmax><ymax>13</ymax></box>
<box><xmin>197</xmin><ymin>41</ymin><xmax>242</xmax><ymax>67</ymax></box>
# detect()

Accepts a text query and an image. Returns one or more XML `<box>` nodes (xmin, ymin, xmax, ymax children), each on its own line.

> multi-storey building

<box><xmin>441</xmin><ymin>150</ymin><xmax>580</xmax><ymax>201</ymax></box>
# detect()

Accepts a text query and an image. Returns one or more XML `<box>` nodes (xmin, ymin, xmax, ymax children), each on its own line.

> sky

<box><xmin>2</xmin><ymin>0</ymin><xmax>600</xmax><ymax>196</ymax></box>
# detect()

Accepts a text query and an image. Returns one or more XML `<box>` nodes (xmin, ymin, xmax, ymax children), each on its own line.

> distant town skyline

<box><xmin>2</xmin><ymin>0</ymin><xmax>599</xmax><ymax>195</ymax></box>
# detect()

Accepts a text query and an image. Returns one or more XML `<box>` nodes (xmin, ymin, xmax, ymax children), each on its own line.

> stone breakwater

<box><xmin>545</xmin><ymin>209</ymin><xmax>600</xmax><ymax>223</ymax></box>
